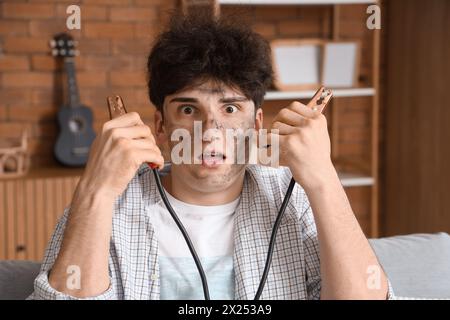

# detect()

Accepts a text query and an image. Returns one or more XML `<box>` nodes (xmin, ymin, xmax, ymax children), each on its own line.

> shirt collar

<box><xmin>138</xmin><ymin>163</ymin><xmax>300</xmax><ymax>229</ymax></box>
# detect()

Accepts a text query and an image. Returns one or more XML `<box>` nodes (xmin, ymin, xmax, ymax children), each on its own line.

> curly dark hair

<box><xmin>147</xmin><ymin>12</ymin><xmax>274</xmax><ymax>113</ymax></box>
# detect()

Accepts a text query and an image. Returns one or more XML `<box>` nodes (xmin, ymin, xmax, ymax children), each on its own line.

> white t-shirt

<box><xmin>150</xmin><ymin>189</ymin><xmax>240</xmax><ymax>300</ymax></box>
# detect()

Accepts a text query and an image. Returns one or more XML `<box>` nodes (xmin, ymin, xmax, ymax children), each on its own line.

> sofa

<box><xmin>1</xmin><ymin>232</ymin><xmax>449</xmax><ymax>300</ymax></box>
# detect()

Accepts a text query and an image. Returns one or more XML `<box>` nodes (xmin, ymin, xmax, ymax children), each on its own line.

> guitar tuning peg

<box><xmin>69</xmin><ymin>49</ymin><xmax>79</xmax><ymax>57</ymax></box>
<box><xmin>49</xmin><ymin>39</ymin><xmax>56</xmax><ymax>48</ymax></box>
<box><xmin>52</xmin><ymin>49</ymin><xmax>59</xmax><ymax>56</ymax></box>
<box><xmin>60</xmin><ymin>49</ymin><xmax>67</xmax><ymax>55</ymax></box>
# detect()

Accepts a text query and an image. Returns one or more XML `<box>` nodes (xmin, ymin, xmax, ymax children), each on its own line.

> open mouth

<box><xmin>200</xmin><ymin>151</ymin><xmax>226</xmax><ymax>167</ymax></box>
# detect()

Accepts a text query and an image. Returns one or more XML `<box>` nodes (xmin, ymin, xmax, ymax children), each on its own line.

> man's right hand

<box><xmin>78</xmin><ymin>111</ymin><xmax>164</xmax><ymax>200</ymax></box>
<box><xmin>48</xmin><ymin>111</ymin><xmax>163</xmax><ymax>298</ymax></box>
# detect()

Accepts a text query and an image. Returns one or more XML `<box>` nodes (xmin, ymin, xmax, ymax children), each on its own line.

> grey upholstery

<box><xmin>0</xmin><ymin>260</ymin><xmax>40</xmax><ymax>300</ymax></box>
<box><xmin>0</xmin><ymin>233</ymin><xmax>449</xmax><ymax>299</ymax></box>
<box><xmin>369</xmin><ymin>232</ymin><xmax>450</xmax><ymax>299</ymax></box>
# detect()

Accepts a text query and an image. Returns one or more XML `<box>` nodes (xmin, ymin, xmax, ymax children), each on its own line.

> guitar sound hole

<box><xmin>69</xmin><ymin>117</ymin><xmax>85</xmax><ymax>133</ymax></box>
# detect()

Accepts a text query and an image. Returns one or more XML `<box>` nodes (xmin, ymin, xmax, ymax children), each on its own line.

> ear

<box><xmin>254</xmin><ymin>107</ymin><xmax>263</xmax><ymax>130</ymax></box>
<box><xmin>154</xmin><ymin>110</ymin><xmax>168</xmax><ymax>145</ymax></box>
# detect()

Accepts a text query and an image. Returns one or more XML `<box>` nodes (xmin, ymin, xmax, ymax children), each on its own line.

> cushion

<box><xmin>0</xmin><ymin>260</ymin><xmax>41</xmax><ymax>300</ymax></box>
<box><xmin>369</xmin><ymin>232</ymin><xmax>450</xmax><ymax>299</ymax></box>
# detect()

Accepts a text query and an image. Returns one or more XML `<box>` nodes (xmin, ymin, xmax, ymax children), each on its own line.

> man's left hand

<box><xmin>269</xmin><ymin>92</ymin><xmax>337</xmax><ymax>191</ymax></box>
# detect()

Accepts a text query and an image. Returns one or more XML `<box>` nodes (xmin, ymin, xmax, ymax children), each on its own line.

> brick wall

<box><xmin>0</xmin><ymin>0</ymin><xmax>175</xmax><ymax>167</ymax></box>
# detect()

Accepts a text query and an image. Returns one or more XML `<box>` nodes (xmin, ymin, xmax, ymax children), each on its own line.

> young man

<box><xmin>30</xmin><ymin>14</ymin><xmax>394</xmax><ymax>300</ymax></box>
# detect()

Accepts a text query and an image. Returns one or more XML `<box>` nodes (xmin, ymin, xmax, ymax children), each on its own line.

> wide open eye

<box><xmin>180</xmin><ymin>105</ymin><xmax>195</xmax><ymax>115</ymax></box>
<box><xmin>224</xmin><ymin>104</ymin><xmax>238</xmax><ymax>114</ymax></box>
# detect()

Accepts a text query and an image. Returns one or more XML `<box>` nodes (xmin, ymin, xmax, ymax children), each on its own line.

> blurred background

<box><xmin>0</xmin><ymin>0</ymin><xmax>449</xmax><ymax>261</ymax></box>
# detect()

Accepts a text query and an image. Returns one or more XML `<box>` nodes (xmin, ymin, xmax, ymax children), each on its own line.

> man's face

<box><xmin>155</xmin><ymin>79</ymin><xmax>263</xmax><ymax>193</ymax></box>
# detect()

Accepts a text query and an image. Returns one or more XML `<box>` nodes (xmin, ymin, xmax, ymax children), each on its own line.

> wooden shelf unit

<box><xmin>218</xmin><ymin>0</ymin><xmax>382</xmax><ymax>237</ymax></box>
<box><xmin>265</xmin><ymin>87</ymin><xmax>375</xmax><ymax>100</ymax></box>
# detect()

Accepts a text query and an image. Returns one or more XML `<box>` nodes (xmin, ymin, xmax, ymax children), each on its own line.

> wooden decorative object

<box><xmin>0</xmin><ymin>130</ymin><xmax>30</xmax><ymax>179</ymax></box>
<box><xmin>181</xmin><ymin>0</ymin><xmax>220</xmax><ymax>17</ymax></box>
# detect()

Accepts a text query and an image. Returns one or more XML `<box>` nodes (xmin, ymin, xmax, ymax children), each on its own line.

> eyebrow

<box><xmin>169</xmin><ymin>96</ymin><xmax>249</xmax><ymax>103</ymax></box>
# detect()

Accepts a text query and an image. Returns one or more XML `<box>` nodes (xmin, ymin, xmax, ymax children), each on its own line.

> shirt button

<box><xmin>151</xmin><ymin>273</ymin><xmax>158</xmax><ymax>281</ymax></box>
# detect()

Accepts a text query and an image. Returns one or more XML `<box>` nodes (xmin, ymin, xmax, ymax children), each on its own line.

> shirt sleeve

<box><xmin>28</xmin><ymin>206</ymin><xmax>118</xmax><ymax>300</ymax></box>
<box><xmin>278</xmin><ymin>167</ymin><xmax>321</xmax><ymax>300</ymax></box>
<box><xmin>386</xmin><ymin>278</ymin><xmax>396</xmax><ymax>300</ymax></box>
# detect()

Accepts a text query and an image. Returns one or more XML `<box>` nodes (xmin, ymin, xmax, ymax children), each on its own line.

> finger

<box><xmin>109</xmin><ymin>124</ymin><xmax>153</xmax><ymax>141</ymax></box>
<box><xmin>102</xmin><ymin>111</ymin><xmax>144</xmax><ymax>132</ymax></box>
<box><xmin>288</xmin><ymin>101</ymin><xmax>321</xmax><ymax>119</ymax></box>
<box><xmin>273</xmin><ymin>108</ymin><xmax>307</xmax><ymax>127</ymax></box>
<box><xmin>135</xmin><ymin>148</ymin><xmax>165</xmax><ymax>169</ymax></box>
<box><xmin>270</xmin><ymin>121</ymin><xmax>297</xmax><ymax>135</ymax></box>
<box><xmin>307</xmin><ymin>86</ymin><xmax>325</xmax><ymax>108</ymax></box>
<box><xmin>128</xmin><ymin>137</ymin><xmax>158</xmax><ymax>150</ymax></box>
<box><xmin>140</xmin><ymin>129</ymin><xmax>156</xmax><ymax>144</ymax></box>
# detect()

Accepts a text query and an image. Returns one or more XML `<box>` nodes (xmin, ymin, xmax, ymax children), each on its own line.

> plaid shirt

<box><xmin>29</xmin><ymin>164</ymin><xmax>395</xmax><ymax>300</ymax></box>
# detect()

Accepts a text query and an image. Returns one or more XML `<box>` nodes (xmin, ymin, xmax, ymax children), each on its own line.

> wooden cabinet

<box><xmin>0</xmin><ymin>168</ymin><xmax>82</xmax><ymax>260</ymax></box>
<box><xmin>382</xmin><ymin>0</ymin><xmax>450</xmax><ymax>236</ymax></box>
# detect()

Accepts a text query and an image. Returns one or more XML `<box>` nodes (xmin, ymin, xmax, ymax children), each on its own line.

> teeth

<box><xmin>202</xmin><ymin>152</ymin><xmax>224</xmax><ymax>158</ymax></box>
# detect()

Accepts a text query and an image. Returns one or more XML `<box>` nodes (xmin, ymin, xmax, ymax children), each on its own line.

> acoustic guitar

<box><xmin>50</xmin><ymin>33</ymin><xmax>96</xmax><ymax>167</ymax></box>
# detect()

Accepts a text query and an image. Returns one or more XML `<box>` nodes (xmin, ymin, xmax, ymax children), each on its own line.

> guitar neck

<box><xmin>64</xmin><ymin>58</ymin><xmax>81</xmax><ymax>108</ymax></box>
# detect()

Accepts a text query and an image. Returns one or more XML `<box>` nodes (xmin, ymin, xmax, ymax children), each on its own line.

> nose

<box><xmin>201</xmin><ymin>110</ymin><xmax>223</xmax><ymax>143</ymax></box>
<box><xmin>202</xmin><ymin>110</ymin><xmax>217</xmax><ymax>129</ymax></box>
